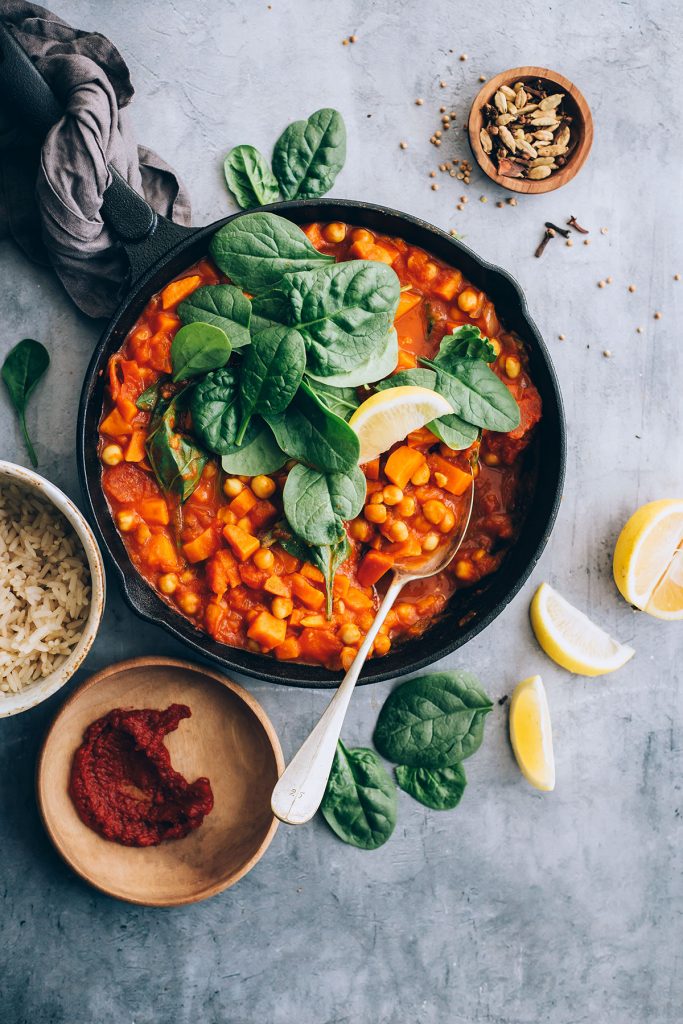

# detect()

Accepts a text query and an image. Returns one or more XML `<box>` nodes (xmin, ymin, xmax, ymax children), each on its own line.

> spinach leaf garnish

<box><xmin>210</xmin><ymin>212</ymin><xmax>334</xmax><ymax>294</ymax></box>
<box><xmin>305</xmin><ymin>326</ymin><xmax>398</xmax><ymax>388</ymax></box>
<box><xmin>146</xmin><ymin>394</ymin><xmax>207</xmax><ymax>502</ymax></box>
<box><xmin>419</xmin><ymin>357</ymin><xmax>520</xmax><ymax>433</ymax></box>
<box><xmin>395</xmin><ymin>763</ymin><xmax>467</xmax><ymax>811</ymax></box>
<box><xmin>236</xmin><ymin>324</ymin><xmax>306</xmax><ymax>444</ymax></box>
<box><xmin>377</xmin><ymin>366</ymin><xmax>478</xmax><ymax>449</ymax></box>
<box><xmin>437</xmin><ymin>324</ymin><xmax>497</xmax><ymax>363</ymax></box>
<box><xmin>320</xmin><ymin>741</ymin><xmax>397</xmax><ymax>850</ymax></box>
<box><xmin>305</xmin><ymin>378</ymin><xmax>359</xmax><ymax>421</ymax></box>
<box><xmin>373</xmin><ymin>671</ymin><xmax>493</xmax><ymax>768</ymax></box>
<box><xmin>1</xmin><ymin>338</ymin><xmax>49</xmax><ymax>467</ymax></box>
<box><xmin>275</xmin><ymin>521</ymin><xmax>350</xmax><ymax>618</ymax></box>
<box><xmin>224</xmin><ymin>145</ymin><xmax>280</xmax><ymax>209</ymax></box>
<box><xmin>283</xmin><ymin>462</ymin><xmax>366</xmax><ymax>546</ymax></box>
<box><xmin>253</xmin><ymin>260</ymin><xmax>400</xmax><ymax>377</ymax></box>
<box><xmin>171</xmin><ymin>322</ymin><xmax>232</xmax><ymax>382</ymax></box>
<box><xmin>135</xmin><ymin>381</ymin><xmax>160</xmax><ymax>412</ymax></box>
<box><xmin>220</xmin><ymin>421</ymin><xmax>288</xmax><ymax>476</ymax></box>
<box><xmin>178</xmin><ymin>284</ymin><xmax>252</xmax><ymax>349</ymax></box>
<box><xmin>272</xmin><ymin>108</ymin><xmax>346</xmax><ymax>200</ymax></box>
<box><xmin>266</xmin><ymin>380</ymin><xmax>360</xmax><ymax>474</ymax></box>
<box><xmin>190</xmin><ymin>367</ymin><xmax>242</xmax><ymax>454</ymax></box>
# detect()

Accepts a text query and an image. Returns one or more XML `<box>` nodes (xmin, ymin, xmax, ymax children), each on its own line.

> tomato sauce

<box><xmin>98</xmin><ymin>221</ymin><xmax>541</xmax><ymax>671</ymax></box>
<box><xmin>69</xmin><ymin>704</ymin><xmax>214</xmax><ymax>846</ymax></box>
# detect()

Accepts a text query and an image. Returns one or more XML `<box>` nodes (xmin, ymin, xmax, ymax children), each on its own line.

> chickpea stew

<box><xmin>98</xmin><ymin>216</ymin><xmax>542</xmax><ymax>672</ymax></box>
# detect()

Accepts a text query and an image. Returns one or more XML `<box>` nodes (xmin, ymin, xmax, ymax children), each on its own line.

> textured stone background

<box><xmin>1</xmin><ymin>1</ymin><xmax>681</xmax><ymax>1022</ymax></box>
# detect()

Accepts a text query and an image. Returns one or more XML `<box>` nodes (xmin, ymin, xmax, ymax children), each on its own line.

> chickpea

<box><xmin>252</xmin><ymin>475</ymin><xmax>276</xmax><ymax>499</ymax></box>
<box><xmin>490</xmin><ymin>338</ymin><xmax>502</xmax><ymax>357</ymax></box>
<box><xmin>454</xmin><ymin>559</ymin><xmax>475</xmax><ymax>580</ymax></box>
<box><xmin>271</xmin><ymin>597</ymin><xmax>293</xmax><ymax>619</ymax></box>
<box><xmin>422</xmin><ymin>262</ymin><xmax>439</xmax><ymax>281</ymax></box>
<box><xmin>423</xmin><ymin>499</ymin><xmax>447</xmax><ymax>525</ymax></box>
<box><xmin>323</xmin><ymin>222</ymin><xmax>347</xmax><ymax>243</ymax></box>
<box><xmin>439</xmin><ymin>509</ymin><xmax>456</xmax><ymax>533</ymax></box>
<box><xmin>341</xmin><ymin>646</ymin><xmax>357</xmax><ymax>671</ymax></box>
<box><xmin>349</xmin><ymin>519</ymin><xmax>373</xmax><ymax>542</ymax></box>
<box><xmin>223</xmin><ymin>477</ymin><xmax>243</xmax><ymax>498</ymax></box>
<box><xmin>411</xmin><ymin>463</ymin><xmax>431</xmax><ymax>486</ymax></box>
<box><xmin>159</xmin><ymin>572</ymin><xmax>179</xmax><ymax>595</ymax></box>
<box><xmin>369</xmin><ymin>490</ymin><xmax>385</xmax><ymax>504</ymax></box>
<box><xmin>180</xmin><ymin>569</ymin><xmax>194</xmax><ymax>584</ymax></box>
<box><xmin>389</xmin><ymin>520</ymin><xmax>409</xmax><ymax>542</ymax></box>
<box><xmin>422</xmin><ymin>532</ymin><xmax>440</xmax><ymax>552</ymax></box>
<box><xmin>383</xmin><ymin>485</ymin><xmax>404</xmax><ymax>506</ymax></box>
<box><xmin>178</xmin><ymin>591</ymin><xmax>201</xmax><ymax>616</ymax></box>
<box><xmin>396</xmin><ymin>602</ymin><xmax>419</xmax><ymax>626</ymax></box>
<box><xmin>203</xmin><ymin>462</ymin><xmax>217</xmax><ymax>479</ymax></box>
<box><xmin>457</xmin><ymin>287</ymin><xmax>479</xmax><ymax>313</ymax></box>
<box><xmin>116</xmin><ymin>509</ymin><xmax>137</xmax><ymax>532</ymax></box>
<box><xmin>253</xmin><ymin>548</ymin><xmax>275</xmax><ymax>570</ymax></box>
<box><xmin>398</xmin><ymin>496</ymin><xmax>416</xmax><ymax>517</ymax></box>
<box><xmin>101</xmin><ymin>443</ymin><xmax>123</xmax><ymax>466</ymax></box>
<box><xmin>339</xmin><ymin>623</ymin><xmax>361</xmax><ymax>645</ymax></box>
<box><xmin>434</xmin><ymin>471</ymin><xmax>448</xmax><ymax>489</ymax></box>
<box><xmin>505</xmin><ymin>355</ymin><xmax>521</xmax><ymax>379</ymax></box>
<box><xmin>351</xmin><ymin>228</ymin><xmax>374</xmax><ymax>244</ymax></box>
<box><xmin>237</xmin><ymin>516</ymin><xmax>252</xmax><ymax>532</ymax></box>
<box><xmin>482</xmin><ymin>451</ymin><xmax>500</xmax><ymax>467</ymax></box>
<box><xmin>364</xmin><ymin>503</ymin><xmax>387</xmax><ymax>524</ymax></box>
<box><xmin>359</xmin><ymin>611</ymin><xmax>375</xmax><ymax>632</ymax></box>
<box><xmin>373</xmin><ymin>634</ymin><xmax>391</xmax><ymax>656</ymax></box>
<box><xmin>135</xmin><ymin>523</ymin><xmax>151</xmax><ymax>545</ymax></box>
<box><xmin>334</xmin><ymin>600</ymin><xmax>346</xmax><ymax>615</ymax></box>
<box><xmin>472</xmin><ymin>548</ymin><xmax>487</xmax><ymax>561</ymax></box>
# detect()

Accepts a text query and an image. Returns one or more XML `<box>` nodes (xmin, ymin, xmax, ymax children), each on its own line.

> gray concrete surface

<box><xmin>1</xmin><ymin>1</ymin><xmax>681</xmax><ymax>1021</ymax></box>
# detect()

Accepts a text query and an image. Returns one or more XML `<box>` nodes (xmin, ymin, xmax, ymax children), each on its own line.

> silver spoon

<box><xmin>271</xmin><ymin>465</ymin><xmax>475</xmax><ymax>825</ymax></box>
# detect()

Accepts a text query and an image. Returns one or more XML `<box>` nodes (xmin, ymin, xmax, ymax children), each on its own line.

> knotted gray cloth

<box><xmin>0</xmin><ymin>1</ymin><xmax>191</xmax><ymax>317</ymax></box>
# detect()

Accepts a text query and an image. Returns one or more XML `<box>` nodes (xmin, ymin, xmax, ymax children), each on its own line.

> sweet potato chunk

<box><xmin>247</xmin><ymin>611</ymin><xmax>287</xmax><ymax>651</ymax></box>
<box><xmin>291</xmin><ymin>572</ymin><xmax>325</xmax><ymax>610</ymax></box>
<box><xmin>183</xmin><ymin>526</ymin><xmax>221</xmax><ymax>564</ymax></box>
<box><xmin>223</xmin><ymin>524</ymin><xmax>260</xmax><ymax>562</ymax></box>
<box><xmin>160</xmin><ymin>275</ymin><xmax>201</xmax><ymax>309</ymax></box>
<box><xmin>139</xmin><ymin>497</ymin><xmax>169</xmax><ymax>525</ymax></box>
<box><xmin>357</xmin><ymin>551</ymin><xmax>395</xmax><ymax>588</ymax></box>
<box><xmin>206</xmin><ymin>549</ymin><xmax>241</xmax><ymax>597</ymax></box>
<box><xmin>385</xmin><ymin>446</ymin><xmax>426</xmax><ymax>490</ymax></box>
<box><xmin>430</xmin><ymin>454</ymin><xmax>472</xmax><ymax>495</ymax></box>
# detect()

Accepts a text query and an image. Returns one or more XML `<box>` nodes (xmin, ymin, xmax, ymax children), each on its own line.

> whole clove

<box><xmin>535</xmin><ymin>226</ymin><xmax>556</xmax><ymax>258</ymax></box>
<box><xmin>545</xmin><ymin>221</ymin><xmax>571</xmax><ymax>238</ymax></box>
<box><xmin>567</xmin><ymin>214</ymin><xmax>589</xmax><ymax>234</ymax></box>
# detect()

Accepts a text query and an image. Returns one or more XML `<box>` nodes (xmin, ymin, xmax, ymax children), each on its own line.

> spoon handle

<box><xmin>271</xmin><ymin>576</ymin><xmax>405</xmax><ymax>825</ymax></box>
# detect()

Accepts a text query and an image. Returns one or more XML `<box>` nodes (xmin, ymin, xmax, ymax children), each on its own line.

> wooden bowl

<box><xmin>37</xmin><ymin>657</ymin><xmax>283</xmax><ymax>906</ymax></box>
<box><xmin>468</xmin><ymin>66</ymin><xmax>593</xmax><ymax>194</ymax></box>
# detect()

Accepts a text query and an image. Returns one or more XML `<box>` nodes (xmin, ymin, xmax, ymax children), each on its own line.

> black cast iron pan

<box><xmin>0</xmin><ymin>23</ymin><xmax>566</xmax><ymax>687</ymax></box>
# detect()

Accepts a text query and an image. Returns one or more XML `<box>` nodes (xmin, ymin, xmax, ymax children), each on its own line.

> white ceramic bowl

<box><xmin>0</xmin><ymin>460</ymin><xmax>106</xmax><ymax>717</ymax></box>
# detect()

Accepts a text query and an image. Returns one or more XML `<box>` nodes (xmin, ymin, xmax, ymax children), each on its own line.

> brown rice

<box><xmin>0</xmin><ymin>482</ymin><xmax>91</xmax><ymax>695</ymax></box>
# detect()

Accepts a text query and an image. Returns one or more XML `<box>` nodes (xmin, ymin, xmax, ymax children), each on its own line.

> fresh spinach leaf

<box><xmin>420</xmin><ymin>357</ymin><xmax>520</xmax><ymax>433</ymax></box>
<box><xmin>437</xmin><ymin>324</ymin><xmax>496</xmax><ymax>364</ymax></box>
<box><xmin>320</xmin><ymin>741</ymin><xmax>397</xmax><ymax>850</ymax></box>
<box><xmin>1</xmin><ymin>338</ymin><xmax>49</xmax><ymax>467</ymax></box>
<box><xmin>223</xmin><ymin>145</ymin><xmax>280</xmax><ymax>209</ymax></box>
<box><xmin>373</xmin><ymin>671</ymin><xmax>493</xmax><ymax>768</ymax></box>
<box><xmin>266</xmin><ymin>380</ymin><xmax>360</xmax><ymax>474</ymax></box>
<box><xmin>135</xmin><ymin>381</ymin><xmax>160</xmax><ymax>412</ymax></box>
<box><xmin>272</xmin><ymin>108</ymin><xmax>346</xmax><ymax>200</ymax></box>
<box><xmin>220</xmin><ymin>421</ymin><xmax>287</xmax><ymax>475</ymax></box>
<box><xmin>189</xmin><ymin>367</ymin><xmax>241</xmax><ymax>454</ymax></box>
<box><xmin>171</xmin><ymin>322</ymin><xmax>232</xmax><ymax>382</ymax></box>
<box><xmin>210</xmin><ymin>211</ymin><xmax>333</xmax><ymax>293</ymax></box>
<box><xmin>395</xmin><ymin>763</ymin><xmax>467</xmax><ymax>811</ymax></box>
<box><xmin>377</xmin><ymin>366</ymin><xmax>478</xmax><ymax>450</ymax></box>
<box><xmin>283</xmin><ymin>462</ymin><xmax>365</xmax><ymax>546</ymax></box>
<box><xmin>236</xmin><ymin>324</ymin><xmax>306</xmax><ymax>444</ymax></box>
<box><xmin>178</xmin><ymin>284</ymin><xmax>252</xmax><ymax>349</ymax></box>
<box><xmin>305</xmin><ymin>326</ymin><xmax>398</xmax><ymax>388</ymax></box>
<box><xmin>253</xmin><ymin>260</ymin><xmax>400</xmax><ymax>377</ymax></box>
<box><xmin>305</xmin><ymin>378</ymin><xmax>359</xmax><ymax>420</ymax></box>
<box><xmin>274</xmin><ymin>521</ymin><xmax>350</xmax><ymax>617</ymax></box>
<box><xmin>146</xmin><ymin>395</ymin><xmax>207</xmax><ymax>501</ymax></box>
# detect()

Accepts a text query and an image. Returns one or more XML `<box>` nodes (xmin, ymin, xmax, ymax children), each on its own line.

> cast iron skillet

<box><xmin>0</xmin><ymin>25</ymin><xmax>566</xmax><ymax>688</ymax></box>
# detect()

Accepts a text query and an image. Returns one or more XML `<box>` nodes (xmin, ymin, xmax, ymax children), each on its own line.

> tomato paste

<box><xmin>69</xmin><ymin>703</ymin><xmax>214</xmax><ymax>847</ymax></box>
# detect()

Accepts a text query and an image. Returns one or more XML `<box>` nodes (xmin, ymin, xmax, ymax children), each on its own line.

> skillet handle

<box><xmin>0</xmin><ymin>21</ymin><xmax>195</xmax><ymax>282</ymax></box>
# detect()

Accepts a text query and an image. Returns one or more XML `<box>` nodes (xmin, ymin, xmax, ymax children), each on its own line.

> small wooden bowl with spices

<box><xmin>468</xmin><ymin>66</ymin><xmax>593</xmax><ymax>194</ymax></box>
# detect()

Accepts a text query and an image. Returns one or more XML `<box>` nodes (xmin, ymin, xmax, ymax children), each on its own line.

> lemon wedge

<box><xmin>613</xmin><ymin>499</ymin><xmax>683</xmax><ymax>618</ymax></box>
<box><xmin>530</xmin><ymin>582</ymin><xmax>635</xmax><ymax>676</ymax></box>
<box><xmin>509</xmin><ymin>674</ymin><xmax>555</xmax><ymax>791</ymax></box>
<box><xmin>348</xmin><ymin>385</ymin><xmax>453</xmax><ymax>464</ymax></box>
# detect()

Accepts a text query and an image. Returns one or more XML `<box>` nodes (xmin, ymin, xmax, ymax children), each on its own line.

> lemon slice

<box><xmin>613</xmin><ymin>499</ymin><xmax>683</xmax><ymax>615</ymax></box>
<box><xmin>509</xmin><ymin>675</ymin><xmax>555</xmax><ymax>791</ymax></box>
<box><xmin>348</xmin><ymin>385</ymin><xmax>453</xmax><ymax>464</ymax></box>
<box><xmin>530</xmin><ymin>582</ymin><xmax>635</xmax><ymax>676</ymax></box>
<box><xmin>645</xmin><ymin>549</ymin><xmax>683</xmax><ymax>620</ymax></box>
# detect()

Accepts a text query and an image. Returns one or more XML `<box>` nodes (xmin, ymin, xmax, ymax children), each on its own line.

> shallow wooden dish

<box><xmin>468</xmin><ymin>66</ymin><xmax>593</xmax><ymax>194</ymax></box>
<box><xmin>37</xmin><ymin>657</ymin><xmax>283</xmax><ymax>906</ymax></box>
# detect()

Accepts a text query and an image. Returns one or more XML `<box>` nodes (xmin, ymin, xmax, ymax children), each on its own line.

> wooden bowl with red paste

<box><xmin>37</xmin><ymin>656</ymin><xmax>283</xmax><ymax>906</ymax></box>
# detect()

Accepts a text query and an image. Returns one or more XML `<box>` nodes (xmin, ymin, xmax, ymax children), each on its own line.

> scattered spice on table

<box><xmin>567</xmin><ymin>215</ymin><xmax>589</xmax><ymax>234</ymax></box>
<box><xmin>654</xmin><ymin>311</ymin><xmax>662</xmax><ymax>319</ymax></box>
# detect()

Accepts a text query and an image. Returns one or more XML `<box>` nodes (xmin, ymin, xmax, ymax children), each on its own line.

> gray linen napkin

<box><xmin>0</xmin><ymin>1</ymin><xmax>192</xmax><ymax>317</ymax></box>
